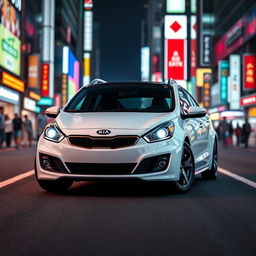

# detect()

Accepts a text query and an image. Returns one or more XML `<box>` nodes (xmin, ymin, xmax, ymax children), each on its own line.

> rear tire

<box><xmin>34</xmin><ymin>157</ymin><xmax>73</xmax><ymax>192</ymax></box>
<box><xmin>201</xmin><ymin>140</ymin><xmax>218</xmax><ymax>180</ymax></box>
<box><xmin>172</xmin><ymin>142</ymin><xmax>195</xmax><ymax>193</ymax></box>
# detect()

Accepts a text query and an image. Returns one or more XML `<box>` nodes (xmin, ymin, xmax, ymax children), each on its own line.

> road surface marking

<box><xmin>219</xmin><ymin>167</ymin><xmax>256</xmax><ymax>189</ymax></box>
<box><xmin>0</xmin><ymin>170</ymin><xmax>34</xmax><ymax>189</ymax></box>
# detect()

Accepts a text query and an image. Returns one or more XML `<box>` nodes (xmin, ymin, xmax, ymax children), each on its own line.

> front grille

<box><xmin>68</xmin><ymin>136</ymin><xmax>139</xmax><ymax>149</ymax></box>
<box><xmin>66</xmin><ymin>163</ymin><xmax>137</xmax><ymax>175</ymax></box>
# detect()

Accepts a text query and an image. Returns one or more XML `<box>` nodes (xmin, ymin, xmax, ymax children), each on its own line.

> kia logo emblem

<box><xmin>97</xmin><ymin>129</ymin><xmax>111</xmax><ymax>135</ymax></box>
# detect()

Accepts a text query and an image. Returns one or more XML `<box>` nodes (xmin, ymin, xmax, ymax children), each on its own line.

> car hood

<box><xmin>57</xmin><ymin>112</ymin><xmax>177</xmax><ymax>133</ymax></box>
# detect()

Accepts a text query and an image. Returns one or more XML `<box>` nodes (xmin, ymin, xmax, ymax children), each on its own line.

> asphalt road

<box><xmin>0</xmin><ymin>145</ymin><xmax>255</xmax><ymax>256</ymax></box>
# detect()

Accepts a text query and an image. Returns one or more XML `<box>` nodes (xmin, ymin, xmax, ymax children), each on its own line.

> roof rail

<box><xmin>168</xmin><ymin>79</ymin><xmax>177</xmax><ymax>86</ymax></box>
<box><xmin>89</xmin><ymin>79</ymin><xmax>107</xmax><ymax>86</ymax></box>
<box><xmin>163</xmin><ymin>79</ymin><xmax>176</xmax><ymax>86</ymax></box>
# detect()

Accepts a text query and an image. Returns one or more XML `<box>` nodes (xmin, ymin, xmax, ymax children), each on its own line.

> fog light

<box><xmin>158</xmin><ymin>160</ymin><xmax>167</xmax><ymax>169</ymax></box>
<box><xmin>42</xmin><ymin>158</ymin><xmax>50</xmax><ymax>168</ymax></box>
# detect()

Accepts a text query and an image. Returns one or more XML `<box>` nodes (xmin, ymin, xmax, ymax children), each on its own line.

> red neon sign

<box><xmin>84</xmin><ymin>0</ymin><xmax>93</xmax><ymax>9</ymax></box>
<box><xmin>240</xmin><ymin>94</ymin><xmax>256</xmax><ymax>106</ymax></box>
<box><xmin>165</xmin><ymin>39</ymin><xmax>186</xmax><ymax>80</ymax></box>
<box><xmin>41</xmin><ymin>63</ymin><xmax>50</xmax><ymax>96</ymax></box>
<box><xmin>243</xmin><ymin>55</ymin><xmax>256</xmax><ymax>90</ymax></box>
<box><xmin>190</xmin><ymin>39</ymin><xmax>196</xmax><ymax>77</ymax></box>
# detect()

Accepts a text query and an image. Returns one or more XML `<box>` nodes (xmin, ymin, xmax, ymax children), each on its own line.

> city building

<box><xmin>204</xmin><ymin>0</ymin><xmax>256</xmax><ymax>132</ymax></box>
<box><xmin>0</xmin><ymin>0</ymin><xmax>24</xmax><ymax>118</ymax></box>
<box><xmin>144</xmin><ymin>0</ymin><xmax>197</xmax><ymax>96</ymax></box>
<box><xmin>0</xmin><ymin>0</ymin><xmax>87</xmax><ymax>131</ymax></box>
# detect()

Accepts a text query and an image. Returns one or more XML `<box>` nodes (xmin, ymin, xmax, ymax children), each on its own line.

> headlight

<box><xmin>43</xmin><ymin>122</ymin><xmax>65</xmax><ymax>143</ymax></box>
<box><xmin>143</xmin><ymin>121</ymin><xmax>174</xmax><ymax>143</ymax></box>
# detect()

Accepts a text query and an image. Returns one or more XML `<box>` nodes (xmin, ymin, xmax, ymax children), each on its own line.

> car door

<box><xmin>184</xmin><ymin>90</ymin><xmax>210</xmax><ymax>168</ymax></box>
<box><xmin>177</xmin><ymin>87</ymin><xmax>203</xmax><ymax>164</ymax></box>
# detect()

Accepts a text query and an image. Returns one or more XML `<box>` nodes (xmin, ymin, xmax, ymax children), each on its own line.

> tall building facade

<box><xmin>0</xmin><ymin>0</ymin><xmax>85</xmax><ymax>131</ymax></box>
<box><xmin>144</xmin><ymin>0</ymin><xmax>256</xmax><ymax>139</ymax></box>
<box><xmin>144</xmin><ymin>0</ymin><xmax>197</xmax><ymax>95</ymax></box>
<box><xmin>202</xmin><ymin>0</ymin><xmax>256</xmax><ymax>134</ymax></box>
<box><xmin>0</xmin><ymin>0</ymin><xmax>25</xmax><ymax>118</ymax></box>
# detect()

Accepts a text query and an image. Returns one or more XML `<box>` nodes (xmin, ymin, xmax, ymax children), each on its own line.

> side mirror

<box><xmin>45</xmin><ymin>106</ymin><xmax>60</xmax><ymax>118</ymax></box>
<box><xmin>184</xmin><ymin>106</ymin><xmax>206</xmax><ymax>119</ymax></box>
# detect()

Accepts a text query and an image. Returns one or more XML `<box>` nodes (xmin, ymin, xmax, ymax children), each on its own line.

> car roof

<box><xmin>89</xmin><ymin>81</ymin><xmax>167</xmax><ymax>87</ymax></box>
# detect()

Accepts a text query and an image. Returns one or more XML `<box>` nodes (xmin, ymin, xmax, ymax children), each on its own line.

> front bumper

<box><xmin>36</xmin><ymin>135</ymin><xmax>183</xmax><ymax>182</ymax></box>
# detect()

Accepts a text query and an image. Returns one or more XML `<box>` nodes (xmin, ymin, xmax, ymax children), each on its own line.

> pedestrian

<box><xmin>37</xmin><ymin>110</ymin><xmax>47</xmax><ymax>139</ymax></box>
<box><xmin>242</xmin><ymin>118</ymin><xmax>252</xmax><ymax>148</ymax></box>
<box><xmin>219</xmin><ymin>117</ymin><xmax>229</xmax><ymax>148</ymax></box>
<box><xmin>13</xmin><ymin>113</ymin><xmax>22</xmax><ymax>149</ymax></box>
<box><xmin>217</xmin><ymin>122</ymin><xmax>222</xmax><ymax>142</ymax></box>
<box><xmin>228</xmin><ymin>121</ymin><xmax>234</xmax><ymax>146</ymax></box>
<box><xmin>4</xmin><ymin>114</ymin><xmax>13</xmax><ymax>148</ymax></box>
<box><xmin>234</xmin><ymin>124</ymin><xmax>242</xmax><ymax>146</ymax></box>
<box><xmin>0</xmin><ymin>106</ymin><xmax>5</xmax><ymax>149</ymax></box>
<box><xmin>23</xmin><ymin>115</ymin><xmax>33</xmax><ymax>147</ymax></box>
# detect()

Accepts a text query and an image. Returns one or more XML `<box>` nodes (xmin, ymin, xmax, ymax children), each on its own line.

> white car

<box><xmin>35</xmin><ymin>79</ymin><xmax>218</xmax><ymax>193</ymax></box>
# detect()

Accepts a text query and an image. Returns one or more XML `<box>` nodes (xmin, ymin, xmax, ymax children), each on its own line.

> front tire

<box><xmin>201</xmin><ymin>140</ymin><xmax>218</xmax><ymax>180</ymax></box>
<box><xmin>34</xmin><ymin>158</ymin><xmax>73</xmax><ymax>192</ymax></box>
<box><xmin>172</xmin><ymin>142</ymin><xmax>195</xmax><ymax>193</ymax></box>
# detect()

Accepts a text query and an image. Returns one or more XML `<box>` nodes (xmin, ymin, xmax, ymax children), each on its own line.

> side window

<box><xmin>178</xmin><ymin>87</ymin><xmax>190</xmax><ymax>114</ymax></box>
<box><xmin>183</xmin><ymin>90</ymin><xmax>199</xmax><ymax>107</ymax></box>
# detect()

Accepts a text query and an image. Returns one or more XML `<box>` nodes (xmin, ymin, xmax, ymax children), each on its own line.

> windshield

<box><xmin>64</xmin><ymin>84</ymin><xmax>174</xmax><ymax>113</ymax></box>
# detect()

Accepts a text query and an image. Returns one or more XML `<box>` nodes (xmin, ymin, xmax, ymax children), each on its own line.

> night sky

<box><xmin>94</xmin><ymin>0</ymin><xmax>147</xmax><ymax>81</ymax></box>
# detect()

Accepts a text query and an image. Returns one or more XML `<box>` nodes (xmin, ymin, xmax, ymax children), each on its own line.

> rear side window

<box><xmin>178</xmin><ymin>87</ymin><xmax>199</xmax><ymax>114</ymax></box>
<box><xmin>178</xmin><ymin>87</ymin><xmax>190</xmax><ymax>114</ymax></box>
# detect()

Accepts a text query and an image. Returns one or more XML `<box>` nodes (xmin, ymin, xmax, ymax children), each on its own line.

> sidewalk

<box><xmin>0</xmin><ymin>141</ymin><xmax>38</xmax><ymax>153</ymax></box>
<box><xmin>218</xmin><ymin>144</ymin><xmax>256</xmax><ymax>182</ymax></box>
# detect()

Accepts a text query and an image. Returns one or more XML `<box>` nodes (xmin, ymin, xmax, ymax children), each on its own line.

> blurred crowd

<box><xmin>0</xmin><ymin>106</ymin><xmax>48</xmax><ymax>149</ymax></box>
<box><xmin>216</xmin><ymin>117</ymin><xmax>253</xmax><ymax>148</ymax></box>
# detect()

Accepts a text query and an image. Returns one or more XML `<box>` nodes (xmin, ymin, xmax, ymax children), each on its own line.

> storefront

<box><xmin>212</xmin><ymin>4</ymin><xmax>256</xmax><ymax>124</ymax></box>
<box><xmin>209</xmin><ymin>105</ymin><xmax>245</xmax><ymax>128</ymax></box>
<box><xmin>22</xmin><ymin>97</ymin><xmax>37</xmax><ymax>139</ymax></box>
<box><xmin>0</xmin><ymin>71</ymin><xmax>25</xmax><ymax>117</ymax></box>
<box><xmin>0</xmin><ymin>85</ymin><xmax>20</xmax><ymax>118</ymax></box>
<box><xmin>240</xmin><ymin>94</ymin><xmax>256</xmax><ymax>124</ymax></box>
<box><xmin>240</xmin><ymin>94</ymin><xmax>256</xmax><ymax>146</ymax></box>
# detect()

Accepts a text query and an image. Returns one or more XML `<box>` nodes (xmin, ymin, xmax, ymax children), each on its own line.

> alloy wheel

<box><xmin>176</xmin><ymin>145</ymin><xmax>194</xmax><ymax>190</ymax></box>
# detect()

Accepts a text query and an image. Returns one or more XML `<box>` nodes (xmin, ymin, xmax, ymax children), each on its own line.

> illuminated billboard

<box><xmin>84</xmin><ymin>0</ymin><xmax>93</xmax><ymax>9</ymax></box>
<box><xmin>164</xmin><ymin>15</ymin><xmax>187</xmax><ymax>84</ymax></box>
<box><xmin>62</xmin><ymin>46</ymin><xmax>80</xmax><ymax>101</ymax></box>
<box><xmin>243</xmin><ymin>55</ymin><xmax>256</xmax><ymax>90</ymax></box>
<box><xmin>166</xmin><ymin>0</ymin><xmax>185</xmax><ymax>13</ymax></box>
<box><xmin>0</xmin><ymin>24</ymin><xmax>21</xmax><ymax>75</ymax></box>
<box><xmin>229</xmin><ymin>55</ymin><xmax>241</xmax><ymax>109</ymax></box>
<box><xmin>28</xmin><ymin>55</ymin><xmax>40</xmax><ymax>88</ymax></box>
<box><xmin>141</xmin><ymin>46</ymin><xmax>150</xmax><ymax>81</ymax></box>
<box><xmin>165</xmin><ymin>15</ymin><xmax>187</xmax><ymax>39</ymax></box>
<box><xmin>165</xmin><ymin>39</ymin><xmax>186</xmax><ymax>81</ymax></box>
<box><xmin>0</xmin><ymin>0</ymin><xmax>21</xmax><ymax>37</ymax></box>
<box><xmin>84</xmin><ymin>11</ymin><xmax>93</xmax><ymax>51</ymax></box>
<box><xmin>83</xmin><ymin>52</ymin><xmax>90</xmax><ymax>86</ymax></box>
<box><xmin>41</xmin><ymin>63</ymin><xmax>50</xmax><ymax>96</ymax></box>
<box><xmin>2</xmin><ymin>71</ymin><xmax>24</xmax><ymax>92</ymax></box>
<box><xmin>0</xmin><ymin>0</ymin><xmax>21</xmax><ymax>75</ymax></box>
<box><xmin>218</xmin><ymin>61</ymin><xmax>229</xmax><ymax>103</ymax></box>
